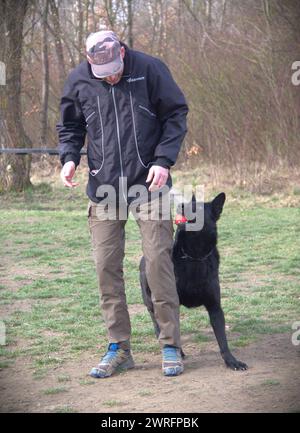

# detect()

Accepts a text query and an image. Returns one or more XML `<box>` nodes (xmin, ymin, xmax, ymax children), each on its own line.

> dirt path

<box><xmin>0</xmin><ymin>333</ymin><xmax>299</xmax><ymax>413</ymax></box>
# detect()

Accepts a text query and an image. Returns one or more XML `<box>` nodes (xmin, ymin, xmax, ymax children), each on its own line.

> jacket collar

<box><xmin>120</xmin><ymin>43</ymin><xmax>131</xmax><ymax>78</ymax></box>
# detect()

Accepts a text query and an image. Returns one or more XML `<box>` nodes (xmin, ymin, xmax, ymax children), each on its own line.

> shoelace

<box><xmin>163</xmin><ymin>346</ymin><xmax>179</xmax><ymax>361</ymax></box>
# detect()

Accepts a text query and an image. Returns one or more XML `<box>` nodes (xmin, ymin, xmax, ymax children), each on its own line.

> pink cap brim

<box><xmin>90</xmin><ymin>57</ymin><xmax>123</xmax><ymax>78</ymax></box>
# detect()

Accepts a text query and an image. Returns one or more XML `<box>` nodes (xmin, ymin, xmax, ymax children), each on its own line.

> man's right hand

<box><xmin>60</xmin><ymin>161</ymin><xmax>79</xmax><ymax>188</ymax></box>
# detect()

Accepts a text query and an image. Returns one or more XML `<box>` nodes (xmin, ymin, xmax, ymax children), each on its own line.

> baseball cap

<box><xmin>86</xmin><ymin>30</ymin><xmax>123</xmax><ymax>78</ymax></box>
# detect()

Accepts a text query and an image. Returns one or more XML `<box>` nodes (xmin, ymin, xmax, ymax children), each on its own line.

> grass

<box><xmin>0</xmin><ymin>360</ymin><xmax>14</xmax><ymax>368</ymax></box>
<box><xmin>102</xmin><ymin>400</ymin><xmax>123</xmax><ymax>408</ymax></box>
<box><xmin>261</xmin><ymin>379</ymin><xmax>281</xmax><ymax>387</ymax></box>
<box><xmin>0</xmin><ymin>175</ymin><xmax>299</xmax><ymax>377</ymax></box>
<box><xmin>52</xmin><ymin>406</ymin><xmax>78</xmax><ymax>413</ymax></box>
<box><xmin>79</xmin><ymin>378</ymin><xmax>96</xmax><ymax>386</ymax></box>
<box><xmin>138</xmin><ymin>390</ymin><xmax>153</xmax><ymax>397</ymax></box>
<box><xmin>57</xmin><ymin>374</ymin><xmax>71</xmax><ymax>383</ymax></box>
<box><xmin>42</xmin><ymin>386</ymin><xmax>69</xmax><ymax>395</ymax></box>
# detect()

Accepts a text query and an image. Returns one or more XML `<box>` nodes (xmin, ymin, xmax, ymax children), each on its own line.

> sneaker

<box><xmin>89</xmin><ymin>342</ymin><xmax>135</xmax><ymax>378</ymax></box>
<box><xmin>162</xmin><ymin>345</ymin><xmax>184</xmax><ymax>376</ymax></box>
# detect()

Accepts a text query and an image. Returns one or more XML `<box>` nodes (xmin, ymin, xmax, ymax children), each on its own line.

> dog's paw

<box><xmin>224</xmin><ymin>356</ymin><xmax>248</xmax><ymax>371</ymax></box>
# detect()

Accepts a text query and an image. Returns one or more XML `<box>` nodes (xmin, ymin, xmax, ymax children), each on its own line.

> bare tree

<box><xmin>104</xmin><ymin>0</ymin><xmax>117</xmax><ymax>29</ymax></box>
<box><xmin>49</xmin><ymin>0</ymin><xmax>66</xmax><ymax>86</ymax></box>
<box><xmin>40</xmin><ymin>0</ymin><xmax>49</xmax><ymax>146</ymax></box>
<box><xmin>1</xmin><ymin>0</ymin><xmax>299</xmax><ymax>189</ymax></box>
<box><xmin>127</xmin><ymin>0</ymin><xmax>134</xmax><ymax>47</ymax></box>
<box><xmin>0</xmin><ymin>0</ymin><xmax>32</xmax><ymax>192</ymax></box>
<box><xmin>77</xmin><ymin>0</ymin><xmax>84</xmax><ymax>62</ymax></box>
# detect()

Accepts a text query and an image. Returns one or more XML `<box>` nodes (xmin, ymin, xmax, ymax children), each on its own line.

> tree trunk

<box><xmin>77</xmin><ymin>0</ymin><xmax>84</xmax><ymax>63</ymax></box>
<box><xmin>49</xmin><ymin>0</ymin><xmax>66</xmax><ymax>88</ymax></box>
<box><xmin>0</xmin><ymin>0</ymin><xmax>32</xmax><ymax>193</ymax></box>
<box><xmin>40</xmin><ymin>0</ymin><xmax>49</xmax><ymax>146</ymax></box>
<box><xmin>220</xmin><ymin>0</ymin><xmax>227</xmax><ymax>31</ymax></box>
<box><xmin>104</xmin><ymin>0</ymin><xmax>116</xmax><ymax>29</ymax></box>
<box><xmin>207</xmin><ymin>0</ymin><xmax>212</xmax><ymax>31</ymax></box>
<box><xmin>127</xmin><ymin>0</ymin><xmax>134</xmax><ymax>48</ymax></box>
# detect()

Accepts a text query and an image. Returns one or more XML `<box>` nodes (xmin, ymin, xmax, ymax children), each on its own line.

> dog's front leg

<box><xmin>207</xmin><ymin>305</ymin><xmax>248</xmax><ymax>371</ymax></box>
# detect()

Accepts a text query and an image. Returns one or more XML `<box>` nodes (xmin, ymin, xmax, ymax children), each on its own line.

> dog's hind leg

<box><xmin>139</xmin><ymin>257</ymin><xmax>160</xmax><ymax>339</ymax></box>
<box><xmin>206</xmin><ymin>304</ymin><xmax>248</xmax><ymax>371</ymax></box>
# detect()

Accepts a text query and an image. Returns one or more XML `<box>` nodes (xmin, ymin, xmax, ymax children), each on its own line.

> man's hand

<box><xmin>60</xmin><ymin>161</ymin><xmax>79</xmax><ymax>188</ymax></box>
<box><xmin>146</xmin><ymin>165</ymin><xmax>169</xmax><ymax>192</ymax></box>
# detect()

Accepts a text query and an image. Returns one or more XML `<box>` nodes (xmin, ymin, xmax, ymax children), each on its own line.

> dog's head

<box><xmin>175</xmin><ymin>192</ymin><xmax>226</xmax><ymax>256</ymax></box>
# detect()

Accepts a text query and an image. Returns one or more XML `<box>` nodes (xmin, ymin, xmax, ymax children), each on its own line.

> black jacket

<box><xmin>57</xmin><ymin>45</ymin><xmax>188</xmax><ymax>204</ymax></box>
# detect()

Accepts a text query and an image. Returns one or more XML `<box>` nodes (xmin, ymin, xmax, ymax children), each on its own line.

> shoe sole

<box><xmin>90</xmin><ymin>357</ymin><xmax>135</xmax><ymax>379</ymax></box>
<box><xmin>163</xmin><ymin>366</ymin><xmax>184</xmax><ymax>377</ymax></box>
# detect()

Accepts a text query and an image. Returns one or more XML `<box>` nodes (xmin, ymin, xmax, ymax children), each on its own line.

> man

<box><xmin>57</xmin><ymin>30</ymin><xmax>188</xmax><ymax>378</ymax></box>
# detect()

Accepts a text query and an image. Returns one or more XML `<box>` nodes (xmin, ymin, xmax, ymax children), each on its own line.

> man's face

<box><xmin>102</xmin><ymin>47</ymin><xmax>125</xmax><ymax>85</ymax></box>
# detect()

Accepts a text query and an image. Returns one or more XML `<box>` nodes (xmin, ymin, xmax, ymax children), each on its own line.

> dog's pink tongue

<box><xmin>175</xmin><ymin>214</ymin><xmax>188</xmax><ymax>225</ymax></box>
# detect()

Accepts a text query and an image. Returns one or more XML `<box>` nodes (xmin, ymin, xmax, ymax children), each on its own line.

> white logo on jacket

<box><xmin>127</xmin><ymin>76</ymin><xmax>145</xmax><ymax>83</ymax></box>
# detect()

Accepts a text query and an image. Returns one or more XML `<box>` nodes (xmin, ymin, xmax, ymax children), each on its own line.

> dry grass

<box><xmin>30</xmin><ymin>156</ymin><xmax>300</xmax><ymax>203</ymax></box>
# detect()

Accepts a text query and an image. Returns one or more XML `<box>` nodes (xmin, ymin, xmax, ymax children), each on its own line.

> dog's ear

<box><xmin>176</xmin><ymin>201</ymin><xmax>186</xmax><ymax>216</ymax></box>
<box><xmin>181</xmin><ymin>202</ymin><xmax>185</xmax><ymax>215</ymax></box>
<box><xmin>177</xmin><ymin>194</ymin><xmax>196</xmax><ymax>216</ymax></box>
<box><xmin>211</xmin><ymin>192</ymin><xmax>226</xmax><ymax>220</ymax></box>
<box><xmin>191</xmin><ymin>193</ymin><xmax>196</xmax><ymax>212</ymax></box>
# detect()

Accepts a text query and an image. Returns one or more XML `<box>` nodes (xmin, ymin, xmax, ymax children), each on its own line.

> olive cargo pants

<box><xmin>87</xmin><ymin>196</ymin><xmax>181</xmax><ymax>349</ymax></box>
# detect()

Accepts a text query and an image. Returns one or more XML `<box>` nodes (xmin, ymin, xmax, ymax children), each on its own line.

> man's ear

<box><xmin>211</xmin><ymin>192</ymin><xmax>226</xmax><ymax>220</ymax></box>
<box><xmin>120</xmin><ymin>46</ymin><xmax>125</xmax><ymax>59</ymax></box>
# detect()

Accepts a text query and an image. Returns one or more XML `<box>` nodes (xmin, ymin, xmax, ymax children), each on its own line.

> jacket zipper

<box><xmin>130</xmin><ymin>92</ymin><xmax>150</xmax><ymax>169</ymax></box>
<box><xmin>89</xmin><ymin>98</ymin><xmax>105</xmax><ymax>176</ymax></box>
<box><xmin>112</xmin><ymin>86</ymin><xmax>128</xmax><ymax>204</ymax></box>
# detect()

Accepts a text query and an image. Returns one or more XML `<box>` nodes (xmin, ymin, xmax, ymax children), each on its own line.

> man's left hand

<box><xmin>146</xmin><ymin>165</ymin><xmax>169</xmax><ymax>192</ymax></box>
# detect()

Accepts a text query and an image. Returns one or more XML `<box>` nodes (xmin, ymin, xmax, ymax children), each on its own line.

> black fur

<box><xmin>139</xmin><ymin>192</ymin><xmax>248</xmax><ymax>371</ymax></box>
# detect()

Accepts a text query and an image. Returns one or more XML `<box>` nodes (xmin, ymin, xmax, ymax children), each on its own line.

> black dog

<box><xmin>139</xmin><ymin>192</ymin><xmax>248</xmax><ymax>371</ymax></box>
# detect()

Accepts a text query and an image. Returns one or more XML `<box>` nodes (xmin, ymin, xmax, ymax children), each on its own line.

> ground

<box><xmin>1</xmin><ymin>330</ymin><xmax>299</xmax><ymax>413</ymax></box>
<box><xmin>0</xmin><ymin>164</ymin><xmax>299</xmax><ymax>413</ymax></box>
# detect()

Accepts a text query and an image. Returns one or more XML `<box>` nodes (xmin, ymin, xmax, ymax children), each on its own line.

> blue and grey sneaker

<box><xmin>90</xmin><ymin>342</ymin><xmax>135</xmax><ymax>378</ymax></box>
<box><xmin>162</xmin><ymin>345</ymin><xmax>184</xmax><ymax>376</ymax></box>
